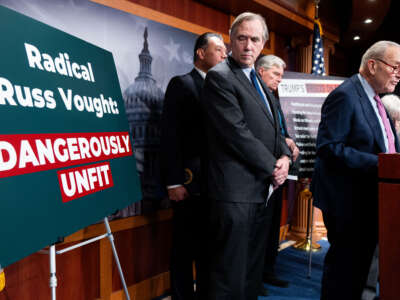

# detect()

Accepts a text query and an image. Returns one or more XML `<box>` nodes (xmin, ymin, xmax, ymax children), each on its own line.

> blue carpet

<box><xmin>153</xmin><ymin>240</ymin><xmax>330</xmax><ymax>300</ymax></box>
<box><xmin>260</xmin><ymin>240</ymin><xmax>329</xmax><ymax>300</ymax></box>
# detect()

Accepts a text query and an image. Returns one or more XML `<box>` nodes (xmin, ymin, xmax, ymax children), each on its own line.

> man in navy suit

<box><xmin>202</xmin><ymin>12</ymin><xmax>292</xmax><ymax>300</ymax></box>
<box><xmin>256</xmin><ymin>55</ymin><xmax>300</xmax><ymax>295</ymax></box>
<box><xmin>311</xmin><ymin>40</ymin><xmax>400</xmax><ymax>300</ymax></box>
<box><xmin>160</xmin><ymin>32</ymin><xmax>226</xmax><ymax>300</ymax></box>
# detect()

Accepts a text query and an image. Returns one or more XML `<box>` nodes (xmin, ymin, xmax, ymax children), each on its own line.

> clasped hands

<box><xmin>168</xmin><ymin>152</ymin><xmax>293</xmax><ymax>201</ymax></box>
<box><xmin>272</xmin><ymin>155</ymin><xmax>290</xmax><ymax>188</ymax></box>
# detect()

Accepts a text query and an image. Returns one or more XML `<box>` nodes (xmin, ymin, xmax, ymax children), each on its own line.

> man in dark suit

<box><xmin>201</xmin><ymin>12</ymin><xmax>292</xmax><ymax>300</ymax></box>
<box><xmin>311</xmin><ymin>40</ymin><xmax>400</xmax><ymax>300</ymax></box>
<box><xmin>160</xmin><ymin>32</ymin><xmax>226</xmax><ymax>300</ymax></box>
<box><xmin>255</xmin><ymin>55</ymin><xmax>299</xmax><ymax>295</ymax></box>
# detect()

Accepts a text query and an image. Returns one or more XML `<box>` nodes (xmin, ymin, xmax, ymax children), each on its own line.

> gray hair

<box><xmin>255</xmin><ymin>55</ymin><xmax>286</xmax><ymax>72</ymax></box>
<box><xmin>229</xmin><ymin>12</ymin><xmax>269</xmax><ymax>43</ymax></box>
<box><xmin>382</xmin><ymin>94</ymin><xmax>400</xmax><ymax>121</ymax></box>
<box><xmin>360</xmin><ymin>40</ymin><xmax>400</xmax><ymax>70</ymax></box>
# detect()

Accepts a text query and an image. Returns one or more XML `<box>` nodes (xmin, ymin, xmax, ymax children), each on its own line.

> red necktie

<box><xmin>374</xmin><ymin>94</ymin><xmax>396</xmax><ymax>153</ymax></box>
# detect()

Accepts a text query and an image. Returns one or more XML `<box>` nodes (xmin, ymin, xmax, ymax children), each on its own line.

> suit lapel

<box><xmin>190</xmin><ymin>69</ymin><xmax>204</xmax><ymax>95</ymax></box>
<box><xmin>259</xmin><ymin>77</ymin><xmax>280</xmax><ymax>125</ymax></box>
<box><xmin>189</xmin><ymin>69</ymin><xmax>204</xmax><ymax>101</ymax></box>
<box><xmin>276</xmin><ymin>95</ymin><xmax>289</xmax><ymax>136</ymax></box>
<box><xmin>227</xmin><ymin>57</ymin><xmax>275</xmax><ymax>125</ymax></box>
<box><xmin>352</xmin><ymin>75</ymin><xmax>386</xmax><ymax>153</ymax></box>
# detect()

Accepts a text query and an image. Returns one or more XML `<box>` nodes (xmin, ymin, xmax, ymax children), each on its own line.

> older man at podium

<box><xmin>311</xmin><ymin>41</ymin><xmax>400</xmax><ymax>300</ymax></box>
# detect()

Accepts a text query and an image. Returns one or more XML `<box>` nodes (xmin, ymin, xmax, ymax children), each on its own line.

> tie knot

<box><xmin>250</xmin><ymin>69</ymin><xmax>257</xmax><ymax>78</ymax></box>
<box><xmin>374</xmin><ymin>94</ymin><xmax>382</xmax><ymax>103</ymax></box>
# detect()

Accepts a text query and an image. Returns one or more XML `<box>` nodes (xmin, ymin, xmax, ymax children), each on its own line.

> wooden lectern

<box><xmin>378</xmin><ymin>154</ymin><xmax>400</xmax><ymax>300</ymax></box>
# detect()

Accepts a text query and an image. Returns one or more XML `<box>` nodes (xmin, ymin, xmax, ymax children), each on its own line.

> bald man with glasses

<box><xmin>311</xmin><ymin>41</ymin><xmax>400</xmax><ymax>300</ymax></box>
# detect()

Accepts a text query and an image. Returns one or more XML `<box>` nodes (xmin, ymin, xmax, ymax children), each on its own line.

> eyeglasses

<box><xmin>376</xmin><ymin>58</ymin><xmax>400</xmax><ymax>74</ymax></box>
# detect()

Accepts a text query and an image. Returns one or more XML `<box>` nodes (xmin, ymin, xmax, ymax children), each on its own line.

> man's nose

<box><xmin>244</xmin><ymin>39</ymin><xmax>252</xmax><ymax>49</ymax></box>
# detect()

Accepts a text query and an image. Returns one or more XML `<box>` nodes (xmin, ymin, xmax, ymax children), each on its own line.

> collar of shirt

<box><xmin>242</xmin><ymin>67</ymin><xmax>272</xmax><ymax>116</ymax></box>
<box><xmin>241</xmin><ymin>67</ymin><xmax>253</xmax><ymax>82</ymax></box>
<box><xmin>358</xmin><ymin>73</ymin><xmax>390</xmax><ymax>152</ymax></box>
<box><xmin>194</xmin><ymin>67</ymin><xmax>206</xmax><ymax>79</ymax></box>
<box><xmin>358</xmin><ymin>73</ymin><xmax>375</xmax><ymax>100</ymax></box>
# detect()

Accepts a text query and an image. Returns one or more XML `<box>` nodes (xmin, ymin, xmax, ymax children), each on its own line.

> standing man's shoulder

<box><xmin>167</xmin><ymin>71</ymin><xmax>192</xmax><ymax>89</ymax></box>
<box><xmin>329</xmin><ymin>74</ymin><xmax>361</xmax><ymax>97</ymax></box>
<box><xmin>203</xmin><ymin>61</ymin><xmax>239</xmax><ymax>105</ymax></box>
<box><xmin>338</xmin><ymin>74</ymin><xmax>361</xmax><ymax>91</ymax></box>
<box><xmin>207</xmin><ymin>59</ymin><xmax>230</xmax><ymax>76</ymax></box>
<box><xmin>323</xmin><ymin>74</ymin><xmax>360</xmax><ymax>107</ymax></box>
<box><xmin>165</xmin><ymin>70</ymin><xmax>199</xmax><ymax>101</ymax></box>
<box><xmin>204</xmin><ymin>59</ymin><xmax>237</xmax><ymax>90</ymax></box>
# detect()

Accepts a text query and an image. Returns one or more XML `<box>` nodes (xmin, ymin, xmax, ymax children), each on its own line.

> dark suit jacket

<box><xmin>273</xmin><ymin>93</ymin><xmax>290</xmax><ymax>138</ymax></box>
<box><xmin>273</xmin><ymin>92</ymin><xmax>300</xmax><ymax>176</ymax></box>
<box><xmin>201</xmin><ymin>56</ymin><xmax>291</xmax><ymax>204</ymax></box>
<box><xmin>311</xmin><ymin>74</ymin><xmax>400</xmax><ymax>219</ymax></box>
<box><xmin>160</xmin><ymin>68</ymin><xmax>204</xmax><ymax>195</ymax></box>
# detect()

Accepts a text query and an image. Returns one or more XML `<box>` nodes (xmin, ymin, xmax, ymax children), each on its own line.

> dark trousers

<box><xmin>170</xmin><ymin>196</ymin><xmax>206</xmax><ymax>300</ymax></box>
<box><xmin>207</xmin><ymin>200</ymin><xmax>273</xmax><ymax>300</ymax></box>
<box><xmin>362</xmin><ymin>245</ymin><xmax>379</xmax><ymax>300</ymax></box>
<box><xmin>263</xmin><ymin>186</ymin><xmax>283</xmax><ymax>277</ymax></box>
<box><xmin>320</xmin><ymin>213</ymin><xmax>378</xmax><ymax>300</ymax></box>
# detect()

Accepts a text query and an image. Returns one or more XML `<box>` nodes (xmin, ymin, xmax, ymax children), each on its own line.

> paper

<box><xmin>266</xmin><ymin>184</ymin><xmax>276</xmax><ymax>206</ymax></box>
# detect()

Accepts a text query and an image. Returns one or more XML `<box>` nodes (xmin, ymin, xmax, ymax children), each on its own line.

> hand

<box><xmin>271</xmin><ymin>178</ymin><xmax>280</xmax><ymax>189</ymax></box>
<box><xmin>272</xmin><ymin>156</ymin><xmax>290</xmax><ymax>186</ymax></box>
<box><xmin>167</xmin><ymin>186</ymin><xmax>189</xmax><ymax>202</ymax></box>
<box><xmin>286</xmin><ymin>138</ymin><xmax>300</xmax><ymax>162</ymax></box>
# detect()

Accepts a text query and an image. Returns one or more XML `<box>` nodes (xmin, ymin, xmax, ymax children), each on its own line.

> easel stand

<box><xmin>47</xmin><ymin>217</ymin><xmax>130</xmax><ymax>300</ymax></box>
<box><xmin>293</xmin><ymin>196</ymin><xmax>321</xmax><ymax>252</ymax></box>
<box><xmin>293</xmin><ymin>188</ymin><xmax>321</xmax><ymax>278</ymax></box>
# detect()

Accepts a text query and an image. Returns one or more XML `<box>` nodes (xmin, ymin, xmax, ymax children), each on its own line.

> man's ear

<box><xmin>367</xmin><ymin>59</ymin><xmax>377</xmax><ymax>75</ymax></box>
<box><xmin>257</xmin><ymin>67</ymin><xmax>264</xmax><ymax>77</ymax></box>
<box><xmin>196</xmin><ymin>48</ymin><xmax>205</xmax><ymax>60</ymax></box>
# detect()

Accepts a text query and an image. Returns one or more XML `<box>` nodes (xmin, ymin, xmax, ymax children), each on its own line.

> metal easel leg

<box><xmin>103</xmin><ymin>217</ymin><xmax>131</xmax><ymax>300</ymax></box>
<box><xmin>307</xmin><ymin>202</ymin><xmax>315</xmax><ymax>278</ymax></box>
<box><xmin>44</xmin><ymin>217</ymin><xmax>130</xmax><ymax>299</ymax></box>
<box><xmin>49</xmin><ymin>245</ymin><xmax>57</xmax><ymax>300</ymax></box>
<box><xmin>293</xmin><ymin>188</ymin><xmax>321</xmax><ymax>279</ymax></box>
<box><xmin>293</xmin><ymin>192</ymin><xmax>321</xmax><ymax>253</ymax></box>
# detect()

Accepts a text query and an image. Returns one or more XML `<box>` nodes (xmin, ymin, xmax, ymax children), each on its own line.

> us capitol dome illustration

<box><xmin>123</xmin><ymin>27</ymin><xmax>164</xmax><ymax>214</ymax></box>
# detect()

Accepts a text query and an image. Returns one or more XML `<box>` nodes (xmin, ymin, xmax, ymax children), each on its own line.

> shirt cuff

<box><xmin>167</xmin><ymin>184</ymin><xmax>183</xmax><ymax>189</ymax></box>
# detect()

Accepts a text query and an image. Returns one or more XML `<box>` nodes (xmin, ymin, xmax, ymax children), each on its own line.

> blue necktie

<box><xmin>250</xmin><ymin>69</ymin><xmax>272</xmax><ymax>116</ymax></box>
<box><xmin>277</xmin><ymin>110</ymin><xmax>286</xmax><ymax>135</ymax></box>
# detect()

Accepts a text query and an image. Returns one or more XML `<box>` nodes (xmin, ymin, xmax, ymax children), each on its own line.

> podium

<box><xmin>378</xmin><ymin>154</ymin><xmax>400</xmax><ymax>300</ymax></box>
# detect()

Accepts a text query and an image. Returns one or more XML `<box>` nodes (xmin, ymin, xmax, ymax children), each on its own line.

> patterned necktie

<box><xmin>374</xmin><ymin>94</ymin><xmax>396</xmax><ymax>153</ymax></box>
<box><xmin>250</xmin><ymin>69</ymin><xmax>272</xmax><ymax>116</ymax></box>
